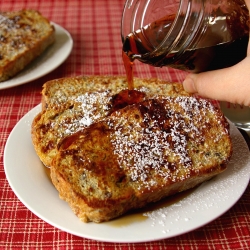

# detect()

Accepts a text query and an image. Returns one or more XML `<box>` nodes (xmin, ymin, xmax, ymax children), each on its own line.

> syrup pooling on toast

<box><xmin>109</xmin><ymin>89</ymin><xmax>145</xmax><ymax>114</ymax></box>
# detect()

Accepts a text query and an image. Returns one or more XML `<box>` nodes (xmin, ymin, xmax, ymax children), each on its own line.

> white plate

<box><xmin>4</xmin><ymin>104</ymin><xmax>250</xmax><ymax>243</ymax></box>
<box><xmin>0</xmin><ymin>23</ymin><xmax>73</xmax><ymax>90</ymax></box>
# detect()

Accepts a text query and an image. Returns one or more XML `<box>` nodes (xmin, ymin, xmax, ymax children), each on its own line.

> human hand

<box><xmin>183</xmin><ymin>0</ymin><xmax>250</xmax><ymax>107</ymax></box>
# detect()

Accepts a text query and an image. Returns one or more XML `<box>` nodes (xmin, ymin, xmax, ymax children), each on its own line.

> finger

<box><xmin>183</xmin><ymin>58</ymin><xmax>250</xmax><ymax>106</ymax></box>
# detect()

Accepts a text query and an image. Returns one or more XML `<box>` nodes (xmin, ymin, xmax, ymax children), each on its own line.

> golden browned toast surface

<box><xmin>50</xmin><ymin>96</ymin><xmax>232</xmax><ymax>223</ymax></box>
<box><xmin>0</xmin><ymin>9</ymin><xmax>55</xmax><ymax>82</ymax></box>
<box><xmin>31</xmin><ymin>76</ymin><xmax>232</xmax><ymax>223</ymax></box>
<box><xmin>32</xmin><ymin>76</ymin><xmax>190</xmax><ymax>167</ymax></box>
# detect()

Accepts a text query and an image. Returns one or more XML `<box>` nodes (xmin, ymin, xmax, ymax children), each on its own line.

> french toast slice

<box><xmin>50</xmin><ymin>96</ymin><xmax>232</xmax><ymax>223</ymax></box>
<box><xmin>32</xmin><ymin>76</ymin><xmax>190</xmax><ymax>167</ymax></box>
<box><xmin>40</xmin><ymin>75</ymin><xmax>188</xmax><ymax>111</ymax></box>
<box><xmin>0</xmin><ymin>10</ymin><xmax>55</xmax><ymax>82</ymax></box>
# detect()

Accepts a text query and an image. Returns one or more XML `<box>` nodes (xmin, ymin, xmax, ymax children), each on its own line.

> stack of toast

<box><xmin>31</xmin><ymin>76</ymin><xmax>232</xmax><ymax>223</ymax></box>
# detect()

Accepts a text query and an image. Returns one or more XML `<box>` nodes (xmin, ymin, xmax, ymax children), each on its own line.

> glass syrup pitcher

<box><xmin>121</xmin><ymin>0</ymin><xmax>249</xmax><ymax>73</ymax></box>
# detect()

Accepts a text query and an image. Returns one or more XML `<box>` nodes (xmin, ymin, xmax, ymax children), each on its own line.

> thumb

<box><xmin>182</xmin><ymin>58</ymin><xmax>250</xmax><ymax>106</ymax></box>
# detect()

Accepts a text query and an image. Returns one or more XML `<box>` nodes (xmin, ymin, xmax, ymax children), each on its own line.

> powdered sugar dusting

<box><xmin>51</xmin><ymin>91</ymin><xmax>112</xmax><ymax>138</ymax></box>
<box><xmin>109</xmin><ymin>117</ymin><xmax>173</xmax><ymax>186</ymax></box>
<box><xmin>107</xmin><ymin>96</ymin><xmax>229</xmax><ymax>190</ymax></box>
<box><xmin>0</xmin><ymin>14</ymin><xmax>20</xmax><ymax>29</ymax></box>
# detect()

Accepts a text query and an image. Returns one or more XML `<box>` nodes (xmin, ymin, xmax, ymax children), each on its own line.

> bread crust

<box><xmin>0</xmin><ymin>10</ymin><xmax>55</xmax><ymax>82</ymax></box>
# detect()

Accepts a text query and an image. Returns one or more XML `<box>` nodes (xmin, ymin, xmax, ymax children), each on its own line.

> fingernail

<box><xmin>183</xmin><ymin>76</ymin><xmax>196</xmax><ymax>93</ymax></box>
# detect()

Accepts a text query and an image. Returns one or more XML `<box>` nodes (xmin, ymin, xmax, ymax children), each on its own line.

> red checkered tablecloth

<box><xmin>0</xmin><ymin>0</ymin><xmax>249</xmax><ymax>249</ymax></box>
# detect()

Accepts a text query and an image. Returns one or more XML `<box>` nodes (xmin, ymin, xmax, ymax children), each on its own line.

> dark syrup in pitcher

<box><xmin>122</xmin><ymin>12</ymin><xmax>249</xmax><ymax>74</ymax></box>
